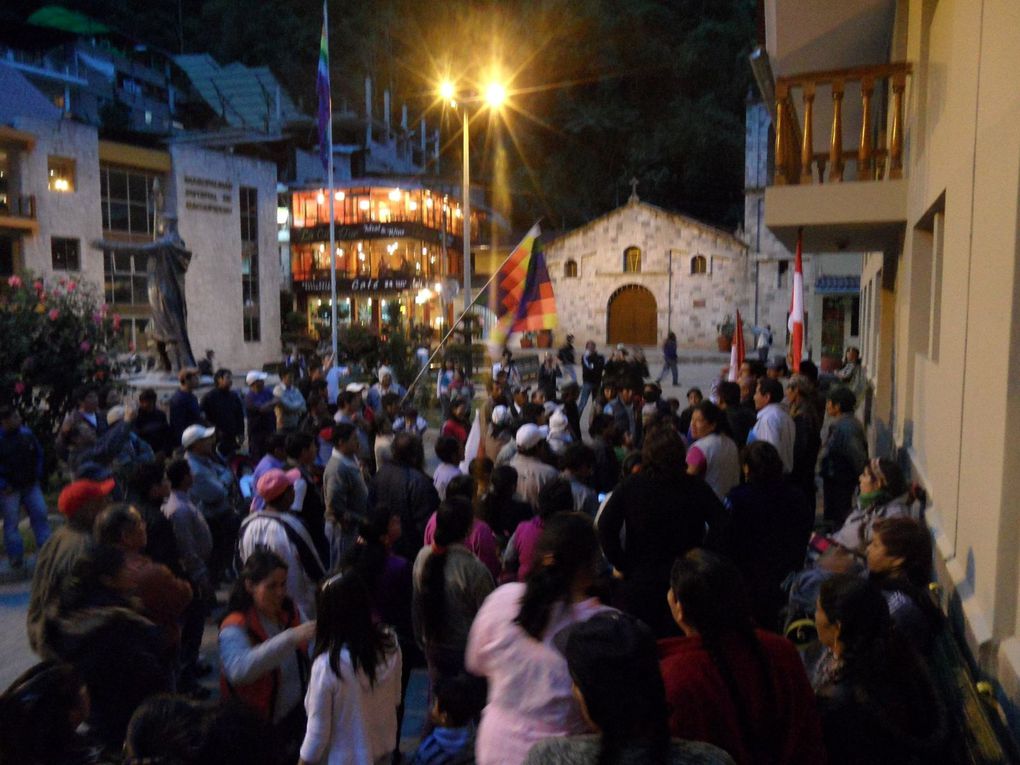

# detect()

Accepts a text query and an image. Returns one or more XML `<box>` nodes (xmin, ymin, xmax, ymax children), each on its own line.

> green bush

<box><xmin>0</xmin><ymin>274</ymin><xmax>125</xmax><ymax>479</ymax></box>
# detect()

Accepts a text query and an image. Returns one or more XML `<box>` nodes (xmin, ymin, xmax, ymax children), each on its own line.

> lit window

<box><xmin>691</xmin><ymin>255</ymin><xmax>707</xmax><ymax>275</ymax></box>
<box><xmin>565</xmin><ymin>260</ymin><xmax>578</xmax><ymax>278</ymax></box>
<box><xmin>48</xmin><ymin>157</ymin><xmax>75</xmax><ymax>192</ymax></box>
<box><xmin>623</xmin><ymin>246</ymin><xmax>641</xmax><ymax>273</ymax></box>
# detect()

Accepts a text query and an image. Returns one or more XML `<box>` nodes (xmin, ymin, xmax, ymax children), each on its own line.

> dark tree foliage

<box><xmin>32</xmin><ymin>0</ymin><xmax>755</xmax><ymax>230</ymax></box>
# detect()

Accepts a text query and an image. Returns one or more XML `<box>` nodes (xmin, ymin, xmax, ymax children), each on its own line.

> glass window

<box><xmin>623</xmin><ymin>246</ymin><xmax>641</xmax><ymax>273</ymax></box>
<box><xmin>47</xmin><ymin>157</ymin><xmax>75</xmax><ymax>192</ymax></box>
<box><xmin>240</xmin><ymin>187</ymin><xmax>260</xmax><ymax>342</ymax></box>
<box><xmin>51</xmin><ymin>237</ymin><xmax>80</xmax><ymax>271</ymax></box>
<box><xmin>103</xmin><ymin>249</ymin><xmax>148</xmax><ymax>306</ymax></box>
<box><xmin>101</xmin><ymin>165</ymin><xmax>161</xmax><ymax>236</ymax></box>
<box><xmin>564</xmin><ymin>260</ymin><xmax>578</xmax><ymax>278</ymax></box>
<box><xmin>691</xmin><ymin>255</ymin><xmax>708</xmax><ymax>275</ymax></box>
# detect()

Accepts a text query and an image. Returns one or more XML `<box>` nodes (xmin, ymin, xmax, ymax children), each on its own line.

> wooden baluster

<box><xmin>859</xmin><ymin>75</ymin><xmax>874</xmax><ymax>181</ymax></box>
<box><xmin>801</xmin><ymin>84</ymin><xmax>815</xmax><ymax>184</ymax></box>
<box><xmin>775</xmin><ymin>82</ymin><xmax>789</xmax><ymax>186</ymax></box>
<box><xmin>889</xmin><ymin>70</ymin><xmax>906</xmax><ymax>179</ymax></box>
<box><xmin>829</xmin><ymin>80</ymin><xmax>845</xmax><ymax>183</ymax></box>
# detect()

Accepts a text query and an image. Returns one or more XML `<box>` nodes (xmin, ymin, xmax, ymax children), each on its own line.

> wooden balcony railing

<box><xmin>774</xmin><ymin>62</ymin><xmax>912</xmax><ymax>186</ymax></box>
<box><xmin>0</xmin><ymin>194</ymin><xmax>36</xmax><ymax>219</ymax></box>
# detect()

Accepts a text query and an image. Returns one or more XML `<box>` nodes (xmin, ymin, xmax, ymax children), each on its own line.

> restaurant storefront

<box><xmin>288</xmin><ymin>184</ymin><xmax>482</xmax><ymax>337</ymax></box>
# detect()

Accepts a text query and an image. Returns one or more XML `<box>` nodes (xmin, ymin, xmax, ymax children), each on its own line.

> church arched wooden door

<box><xmin>606</xmin><ymin>285</ymin><xmax>657</xmax><ymax>346</ymax></box>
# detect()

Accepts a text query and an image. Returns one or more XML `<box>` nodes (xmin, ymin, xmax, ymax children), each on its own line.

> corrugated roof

<box><xmin>175</xmin><ymin>54</ymin><xmax>307</xmax><ymax>131</ymax></box>
<box><xmin>0</xmin><ymin>62</ymin><xmax>62</xmax><ymax>123</ymax></box>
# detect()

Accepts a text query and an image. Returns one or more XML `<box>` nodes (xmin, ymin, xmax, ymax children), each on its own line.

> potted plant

<box><xmin>520</xmin><ymin>331</ymin><xmax>536</xmax><ymax>349</ymax></box>
<box><xmin>716</xmin><ymin>315</ymin><xmax>735</xmax><ymax>353</ymax></box>
<box><xmin>536</xmin><ymin>329</ymin><xmax>553</xmax><ymax>348</ymax></box>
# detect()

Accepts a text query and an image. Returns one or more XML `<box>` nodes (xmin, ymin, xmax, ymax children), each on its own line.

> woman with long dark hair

<box><xmin>524</xmin><ymin>612</ymin><xmax>733</xmax><ymax>765</ymax></box>
<box><xmin>478</xmin><ymin>464</ymin><xmax>532</xmax><ymax>546</ymax></box>
<box><xmin>829</xmin><ymin>458</ymin><xmax>911</xmax><ymax>555</ymax></box>
<box><xmin>299</xmin><ymin>571</ymin><xmax>401</xmax><ymax>765</ymax></box>
<box><xmin>660</xmin><ymin>549</ymin><xmax>825</xmax><ymax>764</ymax></box>
<box><xmin>413</xmin><ymin>497</ymin><xmax>495</xmax><ymax>691</ymax></box>
<box><xmin>466</xmin><ymin>512</ymin><xmax>614</xmax><ymax>765</ymax></box>
<box><xmin>686</xmin><ymin>400</ymin><xmax>741</xmax><ymax>500</ymax></box>
<box><xmin>597</xmin><ymin>424</ymin><xmax>724</xmax><ymax>635</ymax></box>
<box><xmin>866</xmin><ymin>517</ymin><xmax>941</xmax><ymax>654</ymax></box>
<box><xmin>219</xmin><ymin>550</ymin><xmax>314</xmax><ymax>764</ymax></box>
<box><xmin>813</xmin><ymin>574</ymin><xmax>945</xmax><ymax>764</ymax></box>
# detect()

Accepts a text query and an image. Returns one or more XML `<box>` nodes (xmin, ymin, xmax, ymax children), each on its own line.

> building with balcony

<box><xmin>0</xmin><ymin>61</ymin><xmax>281</xmax><ymax>370</ymax></box>
<box><xmin>285</xmin><ymin>181</ymin><xmax>482</xmax><ymax>338</ymax></box>
<box><xmin>760</xmin><ymin>0</ymin><xmax>1020</xmax><ymax>733</ymax></box>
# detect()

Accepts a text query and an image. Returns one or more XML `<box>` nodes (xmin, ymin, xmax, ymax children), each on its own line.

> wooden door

<box><xmin>607</xmin><ymin>285</ymin><xmax>657</xmax><ymax>346</ymax></box>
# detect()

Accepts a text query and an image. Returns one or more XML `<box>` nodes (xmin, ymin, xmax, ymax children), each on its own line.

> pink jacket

<box><xmin>465</xmin><ymin>582</ymin><xmax>615</xmax><ymax>765</ymax></box>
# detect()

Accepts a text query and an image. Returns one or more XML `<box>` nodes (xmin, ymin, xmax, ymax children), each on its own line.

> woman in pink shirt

<box><xmin>466</xmin><ymin>512</ymin><xmax>614</xmax><ymax>765</ymax></box>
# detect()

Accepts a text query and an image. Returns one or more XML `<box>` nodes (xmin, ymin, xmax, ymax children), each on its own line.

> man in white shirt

<box><xmin>747</xmin><ymin>377</ymin><xmax>796</xmax><ymax>474</ymax></box>
<box><xmin>237</xmin><ymin>468</ymin><xmax>326</xmax><ymax>621</ymax></box>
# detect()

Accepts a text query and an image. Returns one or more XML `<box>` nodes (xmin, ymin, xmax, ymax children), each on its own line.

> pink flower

<box><xmin>80</xmin><ymin>340</ymin><xmax>91</xmax><ymax>353</ymax></box>
<box><xmin>112</xmin><ymin>314</ymin><xmax>122</xmax><ymax>331</ymax></box>
<box><xmin>66</xmin><ymin>280</ymin><xmax>77</xmax><ymax>292</ymax></box>
<box><xmin>48</xmin><ymin>308</ymin><xmax>59</xmax><ymax>321</ymax></box>
<box><xmin>92</xmin><ymin>310</ymin><xmax>103</xmax><ymax>324</ymax></box>
<box><xmin>99</xmin><ymin>304</ymin><xmax>109</xmax><ymax>318</ymax></box>
<box><xmin>13</xmin><ymin>381</ymin><xmax>25</xmax><ymax>396</ymax></box>
<box><xmin>33</xmin><ymin>280</ymin><xmax>43</xmax><ymax>292</ymax></box>
<box><xmin>7</xmin><ymin>275</ymin><xmax>21</xmax><ymax>288</ymax></box>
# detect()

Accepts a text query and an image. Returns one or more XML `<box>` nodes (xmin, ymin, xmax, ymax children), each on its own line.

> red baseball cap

<box><xmin>58</xmin><ymin>478</ymin><xmax>116</xmax><ymax>517</ymax></box>
<box><xmin>256</xmin><ymin>468</ymin><xmax>301</xmax><ymax>503</ymax></box>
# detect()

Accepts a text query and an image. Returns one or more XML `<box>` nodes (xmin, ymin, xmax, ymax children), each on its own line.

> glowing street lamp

<box><xmin>438</xmin><ymin>77</ymin><xmax>507</xmax><ymax>313</ymax></box>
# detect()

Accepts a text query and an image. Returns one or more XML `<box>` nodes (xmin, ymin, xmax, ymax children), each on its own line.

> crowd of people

<box><xmin>0</xmin><ymin>340</ymin><xmax>950</xmax><ymax>764</ymax></box>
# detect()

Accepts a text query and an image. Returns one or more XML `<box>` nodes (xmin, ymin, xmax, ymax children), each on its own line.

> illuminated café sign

<box><xmin>291</xmin><ymin>222</ymin><xmax>459</xmax><ymax>246</ymax></box>
<box><xmin>296</xmin><ymin>277</ymin><xmax>426</xmax><ymax>293</ymax></box>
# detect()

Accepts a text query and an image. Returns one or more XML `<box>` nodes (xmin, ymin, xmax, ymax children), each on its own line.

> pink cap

<box><xmin>256</xmin><ymin>468</ymin><xmax>301</xmax><ymax>503</ymax></box>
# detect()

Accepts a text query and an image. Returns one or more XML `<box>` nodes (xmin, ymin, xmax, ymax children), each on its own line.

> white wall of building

<box><xmin>170</xmin><ymin>145</ymin><xmax>281</xmax><ymax>371</ymax></box>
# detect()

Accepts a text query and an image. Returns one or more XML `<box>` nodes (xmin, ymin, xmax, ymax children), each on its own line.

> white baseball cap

<box><xmin>181</xmin><ymin>424</ymin><xmax>216</xmax><ymax>449</ymax></box>
<box><xmin>346</xmin><ymin>382</ymin><xmax>368</xmax><ymax>393</ymax></box>
<box><xmin>491</xmin><ymin>405</ymin><xmax>510</xmax><ymax>426</ymax></box>
<box><xmin>516</xmin><ymin>423</ymin><xmax>546</xmax><ymax>450</ymax></box>
<box><xmin>245</xmin><ymin>370</ymin><xmax>268</xmax><ymax>385</ymax></box>
<box><xmin>106</xmin><ymin>405</ymin><xmax>126</xmax><ymax>426</ymax></box>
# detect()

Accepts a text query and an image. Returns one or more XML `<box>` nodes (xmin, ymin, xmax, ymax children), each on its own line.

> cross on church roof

<box><xmin>628</xmin><ymin>177</ymin><xmax>640</xmax><ymax>204</ymax></box>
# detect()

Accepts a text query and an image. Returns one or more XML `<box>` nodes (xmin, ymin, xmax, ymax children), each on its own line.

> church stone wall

<box><xmin>545</xmin><ymin>201</ymin><xmax>750</xmax><ymax>349</ymax></box>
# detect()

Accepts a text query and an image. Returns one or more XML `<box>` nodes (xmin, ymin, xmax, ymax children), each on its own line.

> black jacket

<box><xmin>581</xmin><ymin>351</ymin><xmax>605</xmax><ymax>385</ymax></box>
<box><xmin>201</xmin><ymin>387</ymin><xmax>245</xmax><ymax>447</ymax></box>
<box><xmin>369</xmin><ymin>462</ymin><xmax>440</xmax><ymax>560</ymax></box>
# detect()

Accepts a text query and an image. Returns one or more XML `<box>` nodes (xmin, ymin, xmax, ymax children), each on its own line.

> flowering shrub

<box><xmin>1</xmin><ymin>273</ymin><xmax>125</xmax><ymax>474</ymax></box>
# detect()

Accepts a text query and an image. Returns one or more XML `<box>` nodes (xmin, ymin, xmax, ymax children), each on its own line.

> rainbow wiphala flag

<box><xmin>486</xmin><ymin>223</ymin><xmax>557</xmax><ymax>352</ymax></box>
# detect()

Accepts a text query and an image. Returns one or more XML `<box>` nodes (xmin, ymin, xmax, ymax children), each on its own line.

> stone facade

<box><xmin>544</xmin><ymin>200</ymin><xmax>750</xmax><ymax>348</ymax></box>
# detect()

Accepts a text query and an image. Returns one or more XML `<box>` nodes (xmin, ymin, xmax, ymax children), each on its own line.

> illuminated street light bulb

<box><xmin>485</xmin><ymin>82</ymin><xmax>507</xmax><ymax>108</ymax></box>
<box><xmin>439</xmin><ymin>80</ymin><xmax>456</xmax><ymax>104</ymax></box>
<box><xmin>358</xmin><ymin>199</ymin><xmax>370</xmax><ymax>211</ymax></box>
<box><xmin>335</xmin><ymin>190</ymin><xmax>345</xmax><ymax>201</ymax></box>
<box><xmin>316</xmin><ymin>192</ymin><xmax>325</xmax><ymax>204</ymax></box>
<box><xmin>388</xmin><ymin>188</ymin><xmax>401</xmax><ymax>202</ymax></box>
<box><xmin>408</xmin><ymin>200</ymin><xmax>417</xmax><ymax>211</ymax></box>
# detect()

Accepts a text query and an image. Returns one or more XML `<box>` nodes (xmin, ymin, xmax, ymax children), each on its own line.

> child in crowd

<box><xmin>410</xmin><ymin>673</ymin><xmax>479</xmax><ymax>765</ymax></box>
<box><xmin>394</xmin><ymin>405</ymin><xmax>429</xmax><ymax>437</ymax></box>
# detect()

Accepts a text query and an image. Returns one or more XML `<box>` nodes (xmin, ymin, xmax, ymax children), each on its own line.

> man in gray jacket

<box><xmin>323</xmin><ymin>422</ymin><xmax>367</xmax><ymax>569</ymax></box>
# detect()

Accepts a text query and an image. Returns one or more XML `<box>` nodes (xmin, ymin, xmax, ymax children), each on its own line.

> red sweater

<box><xmin>658</xmin><ymin>630</ymin><xmax>826</xmax><ymax>765</ymax></box>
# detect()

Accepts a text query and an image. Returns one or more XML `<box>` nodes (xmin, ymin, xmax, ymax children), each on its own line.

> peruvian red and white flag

<box><xmin>728</xmin><ymin>310</ymin><xmax>746</xmax><ymax>381</ymax></box>
<box><xmin>788</xmin><ymin>229</ymin><xmax>805</xmax><ymax>372</ymax></box>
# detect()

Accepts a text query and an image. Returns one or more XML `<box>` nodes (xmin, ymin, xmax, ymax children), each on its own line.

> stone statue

<box><xmin>93</xmin><ymin>179</ymin><xmax>196</xmax><ymax>373</ymax></box>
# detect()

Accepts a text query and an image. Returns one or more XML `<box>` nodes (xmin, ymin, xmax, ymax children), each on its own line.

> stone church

<box><xmin>544</xmin><ymin>191</ymin><xmax>751</xmax><ymax>348</ymax></box>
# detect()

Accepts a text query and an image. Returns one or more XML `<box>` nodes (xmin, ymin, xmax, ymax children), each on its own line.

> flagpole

<box><xmin>325</xmin><ymin>2</ymin><xmax>338</xmax><ymax>361</ymax></box>
<box><xmin>399</xmin><ymin>239</ymin><xmax>529</xmax><ymax>406</ymax></box>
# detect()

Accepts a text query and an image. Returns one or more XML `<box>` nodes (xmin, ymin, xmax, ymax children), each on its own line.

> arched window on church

<box><xmin>623</xmin><ymin>246</ymin><xmax>641</xmax><ymax>273</ymax></box>
<box><xmin>564</xmin><ymin>259</ymin><xmax>578</xmax><ymax>278</ymax></box>
<box><xmin>691</xmin><ymin>254</ymin><xmax>708</xmax><ymax>275</ymax></box>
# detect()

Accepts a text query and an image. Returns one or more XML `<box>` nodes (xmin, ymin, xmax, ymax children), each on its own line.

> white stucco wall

<box><xmin>170</xmin><ymin>145</ymin><xmax>281</xmax><ymax>371</ymax></box>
